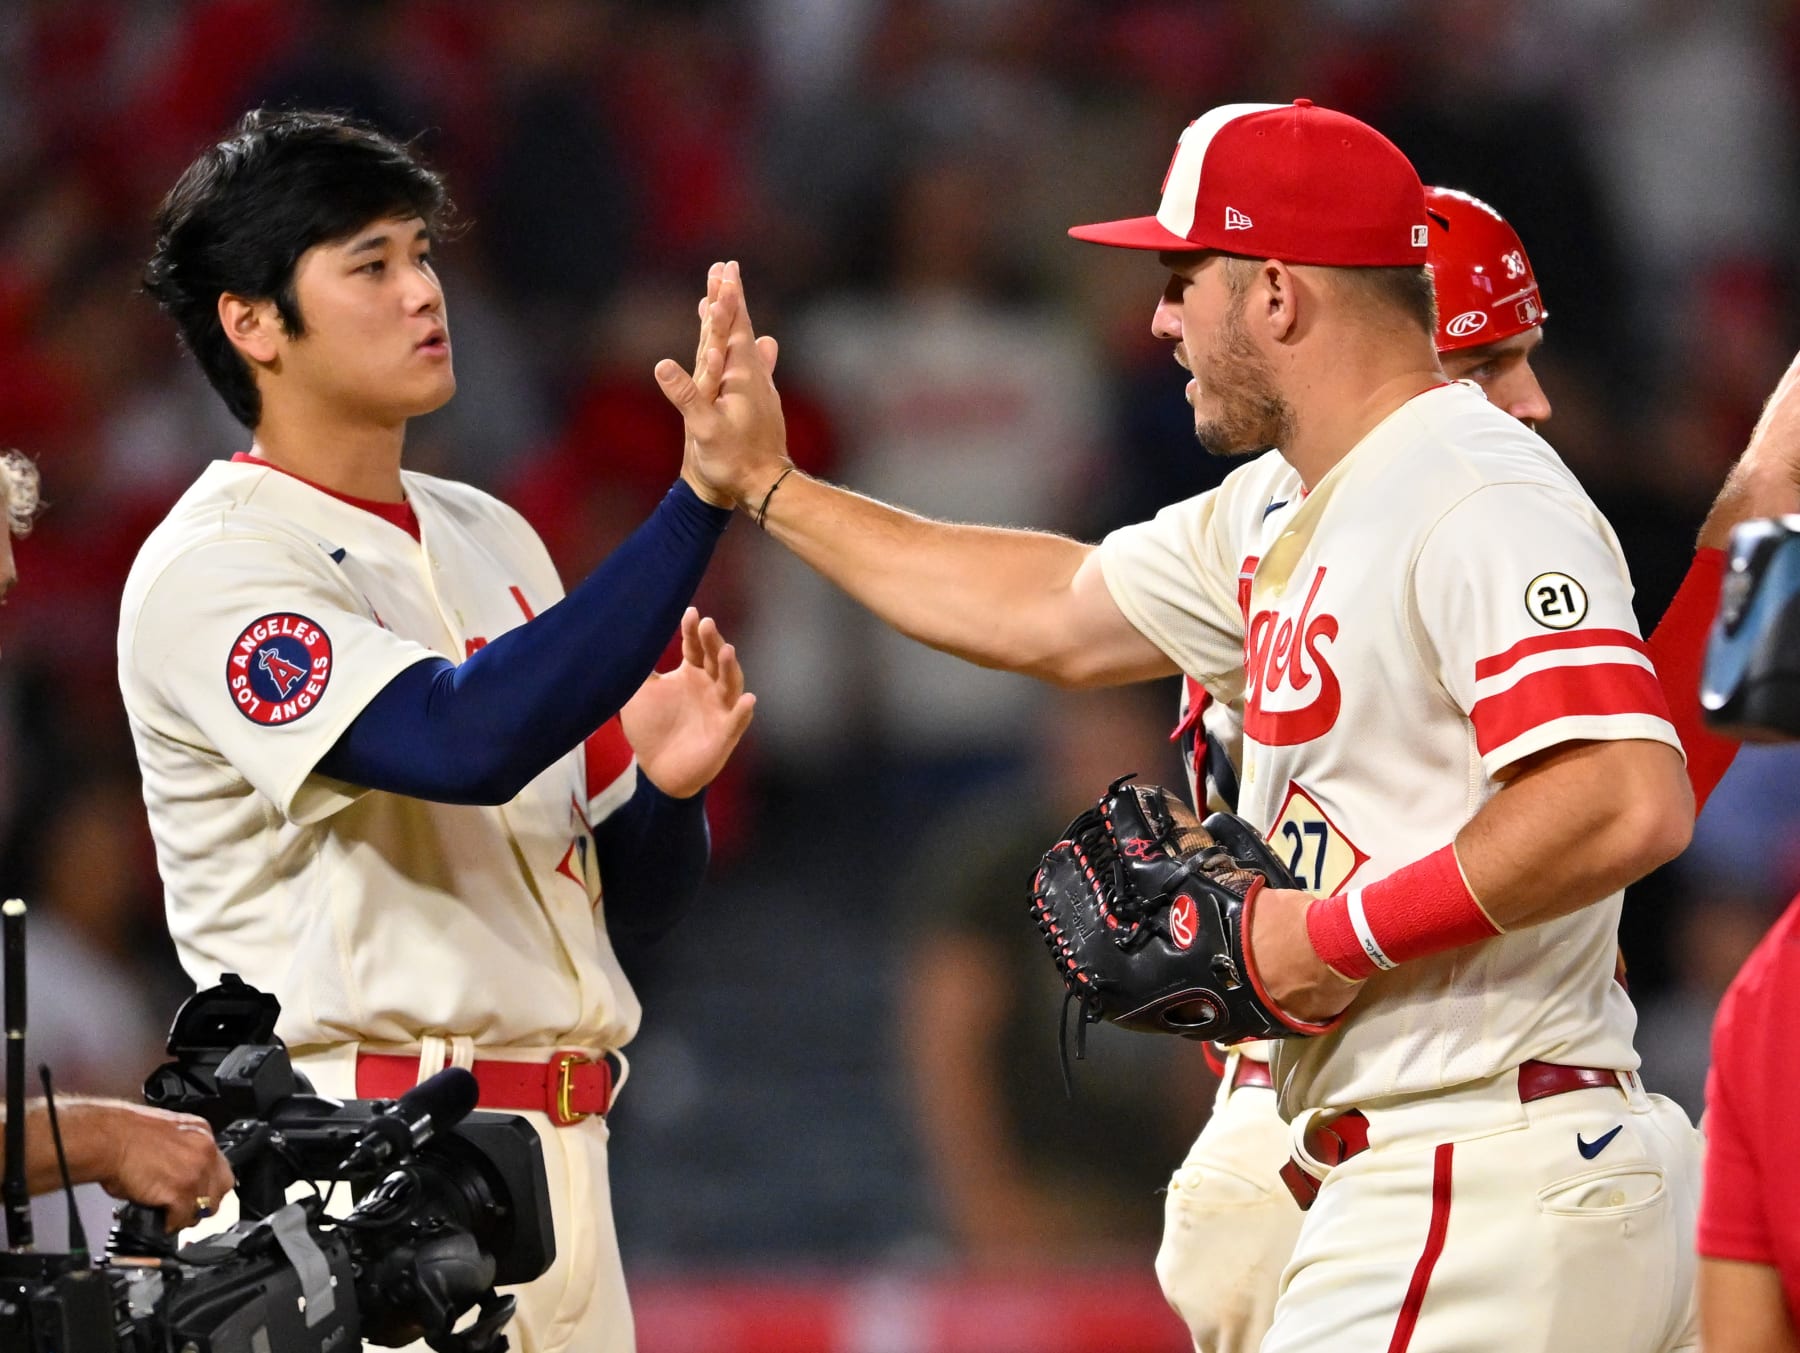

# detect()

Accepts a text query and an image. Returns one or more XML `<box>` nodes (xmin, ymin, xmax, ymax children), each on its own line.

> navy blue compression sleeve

<box><xmin>593</xmin><ymin>772</ymin><xmax>710</xmax><ymax>943</ymax></box>
<box><xmin>316</xmin><ymin>480</ymin><xmax>731</xmax><ymax>804</ymax></box>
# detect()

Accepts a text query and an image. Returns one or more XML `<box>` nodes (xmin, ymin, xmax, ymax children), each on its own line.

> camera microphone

<box><xmin>3</xmin><ymin>898</ymin><xmax>33</xmax><ymax>1251</ymax></box>
<box><xmin>337</xmin><ymin>1066</ymin><xmax>479</xmax><ymax>1176</ymax></box>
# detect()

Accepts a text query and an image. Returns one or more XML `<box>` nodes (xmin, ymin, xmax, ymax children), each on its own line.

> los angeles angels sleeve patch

<box><xmin>226</xmin><ymin>613</ymin><xmax>334</xmax><ymax>724</ymax></box>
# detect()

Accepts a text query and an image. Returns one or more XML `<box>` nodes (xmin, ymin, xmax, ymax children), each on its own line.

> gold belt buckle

<box><xmin>549</xmin><ymin>1050</ymin><xmax>593</xmax><ymax>1126</ymax></box>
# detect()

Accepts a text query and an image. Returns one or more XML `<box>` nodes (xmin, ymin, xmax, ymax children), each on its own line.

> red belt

<box><xmin>1278</xmin><ymin>1061</ymin><xmax>1623</xmax><ymax>1210</ymax></box>
<box><xmin>1232</xmin><ymin>1057</ymin><xmax>1275</xmax><ymax>1092</ymax></box>
<box><xmin>356</xmin><ymin>1050</ymin><xmax>619</xmax><ymax>1127</ymax></box>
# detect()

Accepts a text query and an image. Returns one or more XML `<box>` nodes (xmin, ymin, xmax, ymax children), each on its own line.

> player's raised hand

<box><xmin>620</xmin><ymin>607</ymin><xmax>755</xmax><ymax>799</ymax></box>
<box><xmin>657</xmin><ymin>260</ymin><xmax>788</xmax><ymax>511</ymax></box>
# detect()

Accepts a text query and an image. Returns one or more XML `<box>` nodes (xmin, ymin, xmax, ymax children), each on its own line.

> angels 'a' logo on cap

<box><xmin>226</xmin><ymin>612</ymin><xmax>334</xmax><ymax>724</ymax></box>
<box><xmin>1225</xmin><ymin>206</ymin><xmax>1254</xmax><ymax>231</ymax></box>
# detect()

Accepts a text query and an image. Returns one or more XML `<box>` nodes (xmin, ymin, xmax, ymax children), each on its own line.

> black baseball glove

<box><xmin>1030</xmin><ymin>775</ymin><xmax>1342</xmax><ymax>1067</ymax></box>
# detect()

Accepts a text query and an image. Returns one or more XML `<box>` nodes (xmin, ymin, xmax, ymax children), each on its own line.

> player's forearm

<box><xmin>757</xmin><ymin>470</ymin><xmax>1121</xmax><ymax>686</ymax></box>
<box><xmin>1304</xmin><ymin>739</ymin><xmax>1691</xmax><ymax>989</ymax></box>
<box><xmin>591</xmin><ymin>771</ymin><xmax>709</xmax><ymax>944</ymax></box>
<box><xmin>1454</xmin><ymin>738</ymin><xmax>1693</xmax><ymax>930</ymax></box>
<box><xmin>1697</xmin><ymin>345</ymin><xmax>1800</xmax><ymax>550</ymax></box>
<box><xmin>1700</xmin><ymin>1259</ymin><xmax>1800</xmax><ymax>1353</ymax></box>
<box><xmin>319</xmin><ymin>481</ymin><xmax>730</xmax><ymax>803</ymax></box>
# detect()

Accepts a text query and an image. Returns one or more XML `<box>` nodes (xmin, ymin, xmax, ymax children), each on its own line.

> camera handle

<box><xmin>426</xmin><ymin>1290</ymin><xmax>516</xmax><ymax>1353</ymax></box>
<box><xmin>108</xmin><ymin>1203</ymin><xmax>174</xmax><ymax>1258</ymax></box>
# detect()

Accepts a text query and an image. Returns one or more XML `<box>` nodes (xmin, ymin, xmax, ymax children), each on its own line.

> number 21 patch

<box><xmin>1525</xmin><ymin>572</ymin><xmax>1588</xmax><ymax>630</ymax></box>
<box><xmin>226</xmin><ymin>613</ymin><xmax>333</xmax><ymax>724</ymax></box>
<box><xmin>1267</xmin><ymin>782</ymin><xmax>1368</xmax><ymax>898</ymax></box>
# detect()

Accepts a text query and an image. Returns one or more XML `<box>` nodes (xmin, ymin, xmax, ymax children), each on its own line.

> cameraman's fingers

<box><xmin>160</xmin><ymin>1147</ymin><xmax>233</xmax><ymax>1232</ymax></box>
<box><xmin>201</xmin><ymin>1146</ymin><xmax>235</xmax><ymax>1213</ymax></box>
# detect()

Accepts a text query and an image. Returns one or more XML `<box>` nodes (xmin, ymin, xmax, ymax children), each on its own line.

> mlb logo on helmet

<box><xmin>1067</xmin><ymin>99</ymin><xmax>1429</xmax><ymax>266</ymax></box>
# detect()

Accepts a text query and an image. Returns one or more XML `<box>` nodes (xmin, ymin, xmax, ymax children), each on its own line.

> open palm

<box><xmin>620</xmin><ymin>607</ymin><xmax>755</xmax><ymax>799</ymax></box>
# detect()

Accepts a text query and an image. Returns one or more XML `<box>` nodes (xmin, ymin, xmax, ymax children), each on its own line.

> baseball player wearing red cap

<box><xmin>666</xmin><ymin>100</ymin><xmax>1703</xmax><ymax>1350</ymax></box>
<box><xmin>1158</xmin><ymin>182</ymin><xmax>1778</xmax><ymax>1353</ymax></box>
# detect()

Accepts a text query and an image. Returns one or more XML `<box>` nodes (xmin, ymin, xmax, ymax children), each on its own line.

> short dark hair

<box><xmin>1221</xmin><ymin>257</ymin><xmax>1437</xmax><ymax>339</ymax></box>
<box><xmin>143</xmin><ymin>109</ymin><xmax>454</xmax><ymax>429</ymax></box>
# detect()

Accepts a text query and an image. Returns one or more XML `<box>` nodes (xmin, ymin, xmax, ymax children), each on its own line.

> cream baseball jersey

<box><xmin>118</xmin><ymin>458</ymin><xmax>641</xmax><ymax>1052</ymax></box>
<box><xmin>1101</xmin><ymin>381</ymin><xmax>1680</xmax><ymax>1112</ymax></box>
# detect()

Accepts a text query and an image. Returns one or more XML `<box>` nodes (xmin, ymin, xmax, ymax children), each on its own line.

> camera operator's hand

<box><xmin>57</xmin><ymin>1099</ymin><xmax>234</xmax><ymax>1231</ymax></box>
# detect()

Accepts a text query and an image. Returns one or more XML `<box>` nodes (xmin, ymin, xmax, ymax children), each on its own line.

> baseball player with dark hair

<box><xmin>122</xmin><ymin>109</ymin><xmax>753</xmax><ymax>1352</ymax></box>
<box><xmin>1158</xmin><ymin>184</ymin><xmax>1799</xmax><ymax>1352</ymax></box>
<box><xmin>667</xmin><ymin>102</ymin><xmax>1707</xmax><ymax>1349</ymax></box>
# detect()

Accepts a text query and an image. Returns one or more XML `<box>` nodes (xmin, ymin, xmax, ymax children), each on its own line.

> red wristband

<box><xmin>1306</xmin><ymin>845</ymin><xmax>1499</xmax><ymax>980</ymax></box>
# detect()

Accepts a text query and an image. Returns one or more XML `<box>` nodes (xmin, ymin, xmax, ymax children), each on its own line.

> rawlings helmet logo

<box><xmin>1169</xmin><ymin>894</ymin><xmax>1199</xmax><ymax>950</ymax></box>
<box><xmin>1446</xmin><ymin>310</ymin><xmax>1488</xmax><ymax>338</ymax></box>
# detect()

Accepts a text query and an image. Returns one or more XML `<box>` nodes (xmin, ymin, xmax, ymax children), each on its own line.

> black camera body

<box><xmin>0</xmin><ymin>975</ymin><xmax>556</xmax><ymax>1352</ymax></box>
<box><xmin>1703</xmin><ymin>515</ymin><xmax>1800</xmax><ymax>739</ymax></box>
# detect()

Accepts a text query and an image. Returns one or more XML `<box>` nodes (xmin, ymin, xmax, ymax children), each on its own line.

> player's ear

<box><xmin>218</xmin><ymin>293</ymin><xmax>283</xmax><ymax>367</ymax></box>
<box><xmin>1261</xmin><ymin>260</ymin><xmax>1299</xmax><ymax>343</ymax></box>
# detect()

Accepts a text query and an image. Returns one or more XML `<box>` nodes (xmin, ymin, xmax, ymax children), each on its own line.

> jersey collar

<box><xmin>231</xmin><ymin>452</ymin><xmax>421</xmax><ymax>541</ymax></box>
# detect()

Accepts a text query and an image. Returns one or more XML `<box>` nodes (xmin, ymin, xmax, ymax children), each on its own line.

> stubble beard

<box><xmin>1191</xmin><ymin>308</ymin><xmax>1295</xmax><ymax>459</ymax></box>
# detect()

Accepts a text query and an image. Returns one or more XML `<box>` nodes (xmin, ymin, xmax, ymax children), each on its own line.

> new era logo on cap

<box><xmin>1069</xmin><ymin>99</ymin><xmax>1428</xmax><ymax>267</ymax></box>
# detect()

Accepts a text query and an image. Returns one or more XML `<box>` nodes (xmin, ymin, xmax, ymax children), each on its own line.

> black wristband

<box><xmin>753</xmin><ymin>465</ymin><xmax>798</xmax><ymax>529</ymax></box>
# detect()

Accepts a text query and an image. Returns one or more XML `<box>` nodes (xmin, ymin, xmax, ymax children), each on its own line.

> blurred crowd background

<box><xmin>3</xmin><ymin>0</ymin><xmax>1800</xmax><ymax>1347</ymax></box>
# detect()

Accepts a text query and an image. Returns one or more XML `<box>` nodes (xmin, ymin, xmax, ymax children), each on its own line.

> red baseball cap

<box><xmin>1069</xmin><ymin>100</ymin><xmax>1429</xmax><ymax>267</ymax></box>
<box><xmin>1425</xmin><ymin>186</ymin><xmax>1548</xmax><ymax>353</ymax></box>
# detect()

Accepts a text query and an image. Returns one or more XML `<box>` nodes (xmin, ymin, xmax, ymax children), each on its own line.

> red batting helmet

<box><xmin>1426</xmin><ymin>186</ymin><xmax>1548</xmax><ymax>353</ymax></box>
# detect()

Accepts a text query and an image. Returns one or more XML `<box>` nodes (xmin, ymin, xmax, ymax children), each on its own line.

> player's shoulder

<box><xmin>1161</xmin><ymin>449</ymin><xmax>1300</xmax><ymax>531</ymax></box>
<box><xmin>400</xmin><ymin>469</ymin><xmax>540</xmax><ymax>539</ymax></box>
<box><xmin>127</xmin><ymin>461</ymin><xmax>336</xmax><ymax>587</ymax></box>
<box><xmin>1396</xmin><ymin>381</ymin><xmax>1582</xmax><ymax>495</ymax></box>
<box><xmin>1218</xmin><ymin>447</ymin><xmax>1304</xmax><ymax>507</ymax></box>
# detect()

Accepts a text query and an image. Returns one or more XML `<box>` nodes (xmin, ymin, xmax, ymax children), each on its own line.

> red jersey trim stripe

<box><xmin>1474</xmin><ymin>627</ymin><xmax>1648</xmax><ymax>681</ymax></box>
<box><xmin>1387</xmin><ymin>1142</ymin><xmax>1455</xmax><ymax>1352</ymax></box>
<box><xmin>1470</xmin><ymin>662</ymin><xmax>1673</xmax><ymax>756</ymax></box>
<box><xmin>583</xmin><ymin>717</ymin><xmax>636</xmax><ymax>820</ymax></box>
